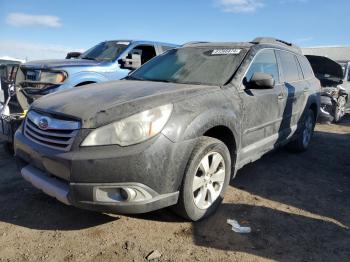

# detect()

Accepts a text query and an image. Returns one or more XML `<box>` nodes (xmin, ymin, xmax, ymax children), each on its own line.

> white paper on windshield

<box><xmin>211</xmin><ymin>49</ymin><xmax>241</xmax><ymax>55</ymax></box>
<box><xmin>117</xmin><ymin>41</ymin><xmax>130</xmax><ymax>45</ymax></box>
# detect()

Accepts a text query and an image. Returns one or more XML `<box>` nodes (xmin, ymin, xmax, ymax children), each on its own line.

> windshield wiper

<box><xmin>81</xmin><ymin>57</ymin><xmax>96</xmax><ymax>61</ymax></box>
<box><xmin>125</xmin><ymin>75</ymin><xmax>145</xmax><ymax>81</ymax></box>
<box><xmin>148</xmin><ymin>79</ymin><xmax>173</xmax><ymax>83</ymax></box>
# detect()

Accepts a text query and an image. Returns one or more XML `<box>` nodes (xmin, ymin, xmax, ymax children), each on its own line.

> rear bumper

<box><xmin>20</xmin><ymin>164</ymin><xmax>179</xmax><ymax>214</ymax></box>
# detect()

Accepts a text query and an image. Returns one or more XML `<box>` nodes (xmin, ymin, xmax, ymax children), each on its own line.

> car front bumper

<box><xmin>14</xmin><ymin>128</ymin><xmax>196</xmax><ymax>214</ymax></box>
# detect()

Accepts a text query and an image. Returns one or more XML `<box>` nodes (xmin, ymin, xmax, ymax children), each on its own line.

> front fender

<box><xmin>163</xmin><ymin>107</ymin><xmax>241</xmax><ymax>147</ymax></box>
<box><xmin>58</xmin><ymin>72</ymin><xmax>109</xmax><ymax>91</ymax></box>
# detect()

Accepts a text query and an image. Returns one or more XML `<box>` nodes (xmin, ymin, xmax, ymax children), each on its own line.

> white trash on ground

<box><xmin>227</xmin><ymin>219</ymin><xmax>251</xmax><ymax>234</ymax></box>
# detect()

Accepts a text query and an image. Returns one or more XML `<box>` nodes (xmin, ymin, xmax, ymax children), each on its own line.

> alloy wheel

<box><xmin>302</xmin><ymin>114</ymin><xmax>314</xmax><ymax>148</ymax></box>
<box><xmin>192</xmin><ymin>152</ymin><xmax>225</xmax><ymax>209</ymax></box>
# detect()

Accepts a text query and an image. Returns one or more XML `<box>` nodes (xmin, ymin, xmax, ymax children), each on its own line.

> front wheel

<box><xmin>173</xmin><ymin>137</ymin><xmax>231</xmax><ymax>221</ymax></box>
<box><xmin>287</xmin><ymin>109</ymin><xmax>315</xmax><ymax>152</ymax></box>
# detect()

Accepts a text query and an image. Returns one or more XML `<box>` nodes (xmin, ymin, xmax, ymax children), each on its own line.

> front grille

<box><xmin>24</xmin><ymin>111</ymin><xmax>80</xmax><ymax>151</ymax></box>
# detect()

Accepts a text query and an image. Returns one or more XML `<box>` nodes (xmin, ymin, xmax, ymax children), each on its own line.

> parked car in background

<box><xmin>302</xmin><ymin>46</ymin><xmax>350</xmax><ymax>116</ymax></box>
<box><xmin>15</xmin><ymin>37</ymin><xmax>320</xmax><ymax>221</ymax></box>
<box><xmin>0</xmin><ymin>59</ymin><xmax>23</xmax><ymax>144</ymax></box>
<box><xmin>15</xmin><ymin>40</ymin><xmax>178</xmax><ymax>111</ymax></box>
<box><xmin>306</xmin><ymin>55</ymin><xmax>347</xmax><ymax>122</ymax></box>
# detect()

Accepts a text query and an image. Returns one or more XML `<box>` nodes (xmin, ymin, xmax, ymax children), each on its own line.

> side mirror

<box><xmin>119</xmin><ymin>53</ymin><xmax>142</xmax><ymax>71</ymax></box>
<box><xmin>66</xmin><ymin>52</ymin><xmax>82</xmax><ymax>59</ymax></box>
<box><xmin>246</xmin><ymin>72</ymin><xmax>275</xmax><ymax>89</ymax></box>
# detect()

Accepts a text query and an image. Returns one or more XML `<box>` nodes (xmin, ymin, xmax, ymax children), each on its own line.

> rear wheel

<box><xmin>173</xmin><ymin>137</ymin><xmax>231</xmax><ymax>221</ymax></box>
<box><xmin>288</xmin><ymin>109</ymin><xmax>315</xmax><ymax>152</ymax></box>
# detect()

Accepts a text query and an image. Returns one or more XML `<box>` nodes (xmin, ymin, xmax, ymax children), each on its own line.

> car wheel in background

<box><xmin>288</xmin><ymin>109</ymin><xmax>315</xmax><ymax>152</ymax></box>
<box><xmin>173</xmin><ymin>137</ymin><xmax>231</xmax><ymax>221</ymax></box>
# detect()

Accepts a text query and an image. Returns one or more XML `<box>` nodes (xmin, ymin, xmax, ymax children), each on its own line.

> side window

<box><xmin>297</xmin><ymin>55</ymin><xmax>315</xmax><ymax>79</ymax></box>
<box><xmin>278</xmin><ymin>51</ymin><xmax>301</xmax><ymax>82</ymax></box>
<box><xmin>245</xmin><ymin>49</ymin><xmax>279</xmax><ymax>83</ymax></box>
<box><xmin>347</xmin><ymin>66</ymin><xmax>350</xmax><ymax>81</ymax></box>
<box><xmin>128</xmin><ymin>45</ymin><xmax>157</xmax><ymax>65</ymax></box>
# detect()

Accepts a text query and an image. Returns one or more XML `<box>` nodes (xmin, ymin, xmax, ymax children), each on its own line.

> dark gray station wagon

<box><xmin>14</xmin><ymin>37</ymin><xmax>320</xmax><ymax>221</ymax></box>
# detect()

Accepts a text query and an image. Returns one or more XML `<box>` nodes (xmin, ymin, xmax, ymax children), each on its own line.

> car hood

<box><xmin>305</xmin><ymin>55</ymin><xmax>343</xmax><ymax>86</ymax></box>
<box><xmin>22</xmin><ymin>59</ymin><xmax>103</xmax><ymax>69</ymax></box>
<box><xmin>31</xmin><ymin>80</ymin><xmax>218</xmax><ymax>128</ymax></box>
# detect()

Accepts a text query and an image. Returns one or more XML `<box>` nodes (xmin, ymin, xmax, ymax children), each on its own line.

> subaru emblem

<box><xmin>38</xmin><ymin>117</ymin><xmax>49</xmax><ymax>130</ymax></box>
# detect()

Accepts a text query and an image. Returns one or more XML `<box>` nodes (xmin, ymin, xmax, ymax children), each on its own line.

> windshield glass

<box><xmin>130</xmin><ymin>47</ymin><xmax>247</xmax><ymax>86</ymax></box>
<box><xmin>80</xmin><ymin>41</ymin><xmax>129</xmax><ymax>62</ymax></box>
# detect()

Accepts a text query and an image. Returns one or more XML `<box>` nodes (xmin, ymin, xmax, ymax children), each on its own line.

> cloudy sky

<box><xmin>0</xmin><ymin>0</ymin><xmax>349</xmax><ymax>61</ymax></box>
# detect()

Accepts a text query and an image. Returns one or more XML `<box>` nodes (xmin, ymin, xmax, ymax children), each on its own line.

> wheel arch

<box><xmin>178</xmin><ymin>109</ymin><xmax>241</xmax><ymax>176</ymax></box>
<box><xmin>74</xmin><ymin>81</ymin><xmax>96</xmax><ymax>87</ymax></box>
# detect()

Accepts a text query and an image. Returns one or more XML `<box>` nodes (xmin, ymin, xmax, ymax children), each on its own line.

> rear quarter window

<box><xmin>278</xmin><ymin>50</ymin><xmax>302</xmax><ymax>82</ymax></box>
<box><xmin>297</xmin><ymin>55</ymin><xmax>315</xmax><ymax>79</ymax></box>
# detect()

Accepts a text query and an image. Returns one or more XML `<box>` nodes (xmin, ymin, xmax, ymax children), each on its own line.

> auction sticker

<box><xmin>211</xmin><ymin>49</ymin><xmax>241</xmax><ymax>55</ymax></box>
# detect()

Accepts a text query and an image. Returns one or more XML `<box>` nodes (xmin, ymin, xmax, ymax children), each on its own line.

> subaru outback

<box><xmin>14</xmin><ymin>37</ymin><xmax>320</xmax><ymax>221</ymax></box>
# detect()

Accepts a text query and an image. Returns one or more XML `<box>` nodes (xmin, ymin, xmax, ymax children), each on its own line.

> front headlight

<box><xmin>81</xmin><ymin>104</ymin><xmax>173</xmax><ymax>147</ymax></box>
<box><xmin>40</xmin><ymin>71</ymin><xmax>66</xmax><ymax>84</ymax></box>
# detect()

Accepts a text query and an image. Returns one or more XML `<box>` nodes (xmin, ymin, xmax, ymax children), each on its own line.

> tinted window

<box><xmin>297</xmin><ymin>55</ymin><xmax>315</xmax><ymax>79</ymax></box>
<box><xmin>278</xmin><ymin>51</ymin><xmax>301</xmax><ymax>82</ymax></box>
<box><xmin>246</xmin><ymin>49</ymin><xmax>279</xmax><ymax>83</ymax></box>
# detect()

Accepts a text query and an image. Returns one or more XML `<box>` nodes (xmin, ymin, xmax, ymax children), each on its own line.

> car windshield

<box><xmin>80</xmin><ymin>41</ymin><xmax>129</xmax><ymax>62</ymax></box>
<box><xmin>129</xmin><ymin>47</ymin><xmax>247</xmax><ymax>86</ymax></box>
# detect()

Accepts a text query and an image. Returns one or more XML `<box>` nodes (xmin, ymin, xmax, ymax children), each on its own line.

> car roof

<box><xmin>183</xmin><ymin>37</ymin><xmax>302</xmax><ymax>54</ymax></box>
<box><xmin>104</xmin><ymin>40</ymin><xmax>179</xmax><ymax>47</ymax></box>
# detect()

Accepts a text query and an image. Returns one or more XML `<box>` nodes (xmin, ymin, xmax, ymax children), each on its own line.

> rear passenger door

<box><xmin>276</xmin><ymin>50</ymin><xmax>308</xmax><ymax>139</ymax></box>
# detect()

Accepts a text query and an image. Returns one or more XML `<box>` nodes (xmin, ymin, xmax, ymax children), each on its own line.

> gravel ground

<box><xmin>0</xmin><ymin>117</ymin><xmax>349</xmax><ymax>262</ymax></box>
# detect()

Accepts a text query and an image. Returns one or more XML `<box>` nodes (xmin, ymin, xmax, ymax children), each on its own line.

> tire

<box><xmin>288</xmin><ymin>109</ymin><xmax>315</xmax><ymax>152</ymax></box>
<box><xmin>333</xmin><ymin>96</ymin><xmax>347</xmax><ymax>123</ymax></box>
<box><xmin>173</xmin><ymin>137</ymin><xmax>231</xmax><ymax>221</ymax></box>
<box><xmin>3</xmin><ymin>142</ymin><xmax>14</xmax><ymax>155</ymax></box>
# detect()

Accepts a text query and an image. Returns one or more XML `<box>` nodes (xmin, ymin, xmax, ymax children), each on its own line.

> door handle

<box><xmin>304</xmin><ymin>87</ymin><xmax>309</xmax><ymax>93</ymax></box>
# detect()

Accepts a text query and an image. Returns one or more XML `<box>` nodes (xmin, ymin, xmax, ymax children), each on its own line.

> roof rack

<box><xmin>182</xmin><ymin>41</ymin><xmax>210</xmax><ymax>47</ymax></box>
<box><xmin>251</xmin><ymin>37</ymin><xmax>301</xmax><ymax>54</ymax></box>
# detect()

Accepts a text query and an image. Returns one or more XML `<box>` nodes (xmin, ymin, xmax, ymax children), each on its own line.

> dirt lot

<box><xmin>0</xmin><ymin>117</ymin><xmax>349</xmax><ymax>262</ymax></box>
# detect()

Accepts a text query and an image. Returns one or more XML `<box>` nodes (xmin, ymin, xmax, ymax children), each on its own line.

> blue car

<box><xmin>15</xmin><ymin>40</ymin><xmax>178</xmax><ymax>110</ymax></box>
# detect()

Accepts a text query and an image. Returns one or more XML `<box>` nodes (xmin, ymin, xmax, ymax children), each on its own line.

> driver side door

<box><xmin>239</xmin><ymin>49</ymin><xmax>284</xmax><ymax>163</ymax></box>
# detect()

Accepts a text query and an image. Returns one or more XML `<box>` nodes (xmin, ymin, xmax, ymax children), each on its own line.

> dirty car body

<box><xmin>14</xmin><ymin>38</ymin><xmax>320</xmax><ymax>220</ymax></box>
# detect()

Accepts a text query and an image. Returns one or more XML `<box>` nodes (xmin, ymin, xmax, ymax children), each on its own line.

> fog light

<box><xmin>120</xmin><ymin>187</ymin><xmax>137</xmax><ymax>201</ymax></box>
<box><xmin>94</xmin><ymin>184</ymin><xmax>154</xmax><ymax>203</ymax></box>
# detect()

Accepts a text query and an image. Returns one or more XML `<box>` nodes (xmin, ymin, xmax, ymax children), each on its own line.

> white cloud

<box><xmin>6</xmin><ymin>12</ymin><xmax>62</xmax><ymax>28</ymax></box>
<box><xmin>0</xmin><ymin>41</ymin><xmax>84</xmax><ymax>61</ymax></box>
<box><xmin>216</xmin><ymin>0</ymin><xmax>264</xmax><ymax>13</ymax></box>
